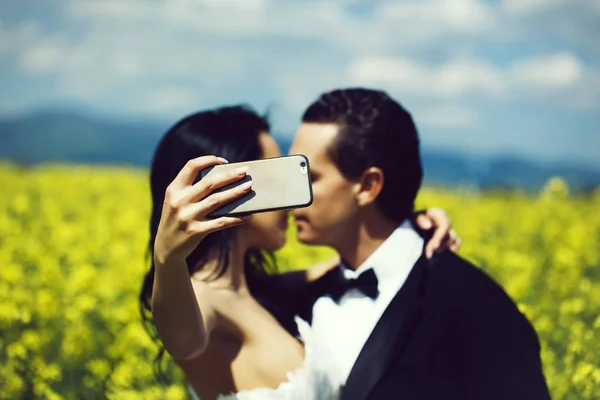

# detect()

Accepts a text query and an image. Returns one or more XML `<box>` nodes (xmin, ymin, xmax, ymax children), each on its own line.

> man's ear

<box><xmin>354</xmin><ymin>167</ymin><xmax>384</xmax><ymax>207</ymax></box>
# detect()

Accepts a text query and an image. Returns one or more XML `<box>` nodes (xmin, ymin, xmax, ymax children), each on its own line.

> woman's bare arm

<box><xmin>152</xmin><ymin>258</ymin><xmax>216</xmax><ymax>360</ymax></box>
<box><xmin>150</xmin><ymin>156</ymin><xmax>252</xmax><ymax>360</ymax></box>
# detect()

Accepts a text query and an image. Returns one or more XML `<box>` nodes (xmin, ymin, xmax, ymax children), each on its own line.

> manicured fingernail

<box><xmin>240</xmin><ymin>180</ymin><xmax>252</xmax><ymax>190</ymax></box>
<box><xmin>218</xmin><ymin>157</ymin><xmax>228</xmax><ymax>163</ymax></box>
<box><xmin>235</xmin><ymin>167</ymin><xmax>248</xmax><ymax>176</ymax></box>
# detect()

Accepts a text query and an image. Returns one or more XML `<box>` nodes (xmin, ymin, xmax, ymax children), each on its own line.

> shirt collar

<box><xmin>340</xmin><ymin>219</ymin><xmax>423</xmax><ymax>285</ymax></box>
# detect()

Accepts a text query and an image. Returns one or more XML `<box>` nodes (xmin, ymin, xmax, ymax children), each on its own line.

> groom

<box><xmin>283</xmin><ymin>88</ymin><xmax>551</xmax><ymax>399</ymax></box>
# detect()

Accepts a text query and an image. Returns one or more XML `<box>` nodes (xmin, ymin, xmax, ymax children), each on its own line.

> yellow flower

<box><xmin>0</xmin><ymin>164</ymin><xmax>598</xmax><ymax>399</ymax></box>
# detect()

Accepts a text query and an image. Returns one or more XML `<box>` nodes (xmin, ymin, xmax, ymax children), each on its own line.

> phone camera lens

<box><xmin>300</xmin><ymin>161</ymin><xmax>306</xmax><ymax>168</ymax></box>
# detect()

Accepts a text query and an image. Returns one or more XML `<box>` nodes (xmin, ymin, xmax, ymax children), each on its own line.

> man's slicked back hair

<box><xmin>302</xmin><ymin>88</ymin><xmax>423</xmax><ymax>223</ymax></box>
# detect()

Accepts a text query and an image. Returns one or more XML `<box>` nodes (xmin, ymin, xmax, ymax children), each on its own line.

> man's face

<box><xmin>289</xmin><ymin>123</ymin><xmax>359</xmax><ymax>248</ymax></box>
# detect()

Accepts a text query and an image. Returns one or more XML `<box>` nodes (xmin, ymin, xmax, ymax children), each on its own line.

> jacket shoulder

<box><xmin>425</xmin><ymin>251</ymin><xmax>519</xmax><ymax>311</ymax></box>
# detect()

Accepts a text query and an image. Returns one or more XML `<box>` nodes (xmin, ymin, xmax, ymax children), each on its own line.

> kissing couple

<box><xmin>140</xmin><ymin>88</ymin><xmax>551</xmax><ymax>399</ymax></box>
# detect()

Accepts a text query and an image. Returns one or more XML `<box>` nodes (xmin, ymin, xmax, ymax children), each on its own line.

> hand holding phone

<box><xmin>197</xmin><ymin>154</ymin><xmax>313</xmax><ymax>218</ymax></box>
<box><xmin>153</xmin><ymin>156</ymin><xmax>255</xmax><ymax>264</ymax></box>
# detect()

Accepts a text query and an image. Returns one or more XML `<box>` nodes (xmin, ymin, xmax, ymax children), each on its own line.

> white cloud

<box><xmin>378</xmin><ymin>0</ymin><xmax>495</xmax><ymax>37</ymax></box>
<box><xmin>66</xmin><ymin>0</ymin><xmax>338</xmax><ymax>41</ymax></box>
<box><xmin>501</xmin><ymin>0</ymin><xmax>565</xmax><ymax>15</ymax></box>
<box><xmin>20</xmin><ymin>39</ymin><xmax>65</xmax><ymax>73</ymax></box>
<box><xmin>0</xmin><ymin>0</ymin><xmax>598</xmax><ymax>168</ymax></box>
<box><xmin>416</xmin><ymin>105</ymin><xmax>477</xmax><ymax>128</ymax></box>
<box><xmin>507</xmin><ymin>54</ymin><xmax>600</xmax><ymax>109</ymax></box>
<box><xmin>1</xmin><ymin>0</ymin><xmax>599</xmax><ymax>122</ymax></box>
<box><xmin>133</xmin><ymin>86</ymin><xmax>204</xmax><ymax>116</ymax></box>
<box><xmin>500</xmin><ymin>0</ymin><xmax>600</xmax><ymax>56</ymax></box>
<box><xmin>568</xmin><ymin>73</ymin><xmax>600</xmax><ymax>109</ymax></box>
<box><xmin>510</xmin><ymin>53</ymin><xmax>584</xmax><ymax>90</ymax></box>
<box><xmin>0</xmin><ymin>22</ymin><xmax>39</xmax><ymax>56</ymax></box>
<box><xmin>348</xmin><ymin>57</ymin><xmax>506</xmax><ymax>98</ymax></box>
<box><xmin>347</xmin><ymin>52</ymin><xmax>596</xmax><ymax>108</ymax></box>
<box><xmin>193</xmin><ymin>0</ymin><xmax>269</xmax><ymax>9</ymax></box>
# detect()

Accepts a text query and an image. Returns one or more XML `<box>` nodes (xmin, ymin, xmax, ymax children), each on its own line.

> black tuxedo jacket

<box><xmin>272</xmin><ymin>249</ymin><xmax>551</xmax><ymax>400</ymax></box>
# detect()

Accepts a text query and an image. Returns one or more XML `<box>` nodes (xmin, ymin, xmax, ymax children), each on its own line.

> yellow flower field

<box><xmin>0</xmin><ymin>162</ymin><xmax>599</xmax><ymax>399</ymax></box>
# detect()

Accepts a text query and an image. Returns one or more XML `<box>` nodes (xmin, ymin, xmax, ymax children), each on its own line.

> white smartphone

<box><xmin>198</xmin><ymin>154</ymin><xmax>313</xmax><ymax>218</ymax></box>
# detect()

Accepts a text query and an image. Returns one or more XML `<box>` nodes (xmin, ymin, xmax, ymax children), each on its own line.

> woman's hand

<box><xmin>414</xmin><ymin>208</ymin><xmax>462</xmax><ymax>259</ymax></box>
<box><xmin>154</xmin><ymin>156</ymin><xmax>253</xmax><ymax>265</ymax></box>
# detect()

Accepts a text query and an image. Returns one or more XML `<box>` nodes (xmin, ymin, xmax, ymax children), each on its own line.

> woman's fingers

<box><xmin>424</xmin><ymin>211</ymin><xmax>451</xmax><ymax>259</ymax></box>
<box><xmin>182</xmin><ymin>215</ymin><xmax>252</xmax><ymax>237</ymax></box>
<box><xmin>201</xmin><ymin>215</ymin><xmax>253</xmax><ymax>234</ymax></box>
<box><xmin>169</xmin><ymin>156</ymin><xmax>228</xmax><ymax>191</ymax></box>
<box><xmin>183</xmin><ymin>178</ymin><xmax>253</xmax><ymax>220</ymax></box>
<box><xmin>186</xmin><ymin>166</ymin><xmax>249</xmax><ymax>203</ymax></box>
<box><xmin>172</xmin><ymin>181</ymin><xmax>252</xmax><ymax>240</ymax></box>
<box><xmin>448</xmin><ymin>229</ymin><xmax>462</xmax><ymax>252</ymax></box>
<box><xmin>414</xmin><ymin>212</ymin><xmax>434</xmax><ymax>230</ymax></box>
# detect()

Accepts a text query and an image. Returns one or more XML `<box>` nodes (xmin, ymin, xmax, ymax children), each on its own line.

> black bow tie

<box><xmin>326</xmin><ymin>268</ymin><xmax>379</xmax><ymax>303</ymax></box>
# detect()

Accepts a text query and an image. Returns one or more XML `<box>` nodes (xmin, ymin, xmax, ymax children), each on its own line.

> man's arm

<box><xmin>453</xmin><ymin>290</ymin><xmax>551</xmax><ymax>399</ymax></box>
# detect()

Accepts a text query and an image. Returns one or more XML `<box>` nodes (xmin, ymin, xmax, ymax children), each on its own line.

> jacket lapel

<box><xmin>341</xmin><ymin>253</ymin><xmax>428</xmax><ymax>400</ymax></box>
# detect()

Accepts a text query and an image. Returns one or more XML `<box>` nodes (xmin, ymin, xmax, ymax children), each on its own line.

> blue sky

<box><xmin>0</xmin><ymin>0</ymin><xmax>599</xmax><ymax>167</ymax></box>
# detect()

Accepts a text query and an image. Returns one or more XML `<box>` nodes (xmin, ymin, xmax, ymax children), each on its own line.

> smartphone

<box><xmin>197</xmin><ymin>154</ymin><xmax>313</xmax><ymax>218</ymax></box>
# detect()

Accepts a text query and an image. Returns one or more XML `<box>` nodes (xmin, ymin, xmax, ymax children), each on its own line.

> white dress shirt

<box><xmin>310</xmin><ymin>220</ymin><xmax>424</xmax><ymax>384</ymax></box>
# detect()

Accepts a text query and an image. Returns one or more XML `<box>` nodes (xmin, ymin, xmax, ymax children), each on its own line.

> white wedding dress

<box><xmin>188</xmin><ymin>317</ymin><xmax>341</xmax><ymax>400</ymax></box>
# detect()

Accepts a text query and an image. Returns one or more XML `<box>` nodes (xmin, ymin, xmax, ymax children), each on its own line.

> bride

<box><xmin>139</xmin><ymin>105</ymin><xmax>458</xmax><ymax>399</ymax></box>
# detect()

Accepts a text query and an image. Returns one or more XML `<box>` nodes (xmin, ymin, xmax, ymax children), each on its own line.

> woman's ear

<box><xmin>354</xmin><ymin>167</ymin><xmax>384</xmax><ymax>207</ymax></box>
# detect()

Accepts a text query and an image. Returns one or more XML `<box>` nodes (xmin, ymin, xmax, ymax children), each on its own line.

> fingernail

<box><xmin>240</xmin><ymin>180</ymin><xmax>253</xmax><ymax>190</ymax></box>
<box><xmin>218</xmin><ymin>157</ymin><xmax>228</xmax><ymax>163</ymax></box>
<box><xmin>235</xmin><ymin>167</ymin><xmax>249</xmax><ymax>176</ymax></box>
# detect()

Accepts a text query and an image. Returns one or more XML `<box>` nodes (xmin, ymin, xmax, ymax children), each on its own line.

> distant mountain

<box><xmin>0</xmin><ymin>110</ymin><xmax>169</xmax><ymax>167</ymax></box>
<box><xmin>1</xmin><ymin>110</ymin><xmax>598</xmax><ymax>192</ymax></box>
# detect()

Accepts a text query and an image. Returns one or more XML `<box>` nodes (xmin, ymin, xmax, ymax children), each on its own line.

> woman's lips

<box><xmin>279</xmin><ymin>215</ymin><xmax>288</xmax><ymax>230</ymax></box>
<box><xmin>294</xmin><ymin>216</ymin><xmax>308</xmax><ymax>226</ymax></box>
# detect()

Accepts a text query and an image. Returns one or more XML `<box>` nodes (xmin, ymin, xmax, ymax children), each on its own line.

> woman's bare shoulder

<box><xmin>305</xmin><ymin>254</ymin><xmax>340</xmax><ymax>282</ymax></box>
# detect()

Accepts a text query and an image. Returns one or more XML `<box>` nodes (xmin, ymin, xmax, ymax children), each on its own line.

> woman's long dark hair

<box><xmin>139</xmin><ymin>105</ymin><xmax>281</xmax><ymax>381</ymax></box>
